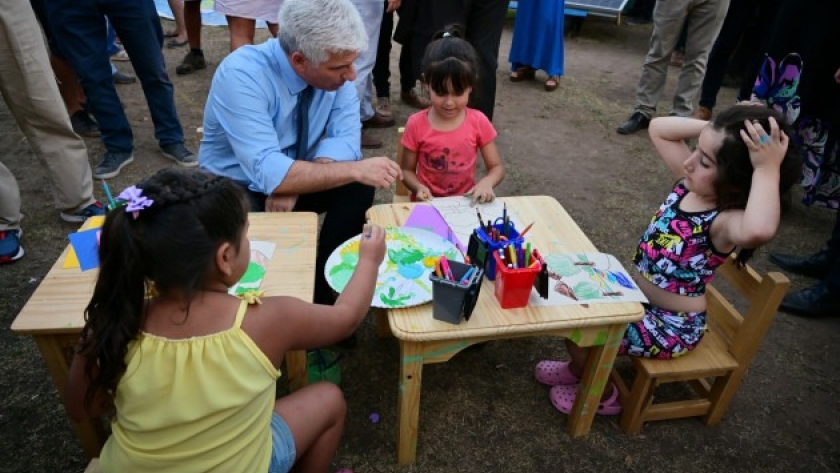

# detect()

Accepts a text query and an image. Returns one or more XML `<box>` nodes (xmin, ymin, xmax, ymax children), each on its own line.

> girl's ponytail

<box><xmin>80</xmin><ymin>208</ymin><xmax>147</xmax><ymax>409</ymax></box>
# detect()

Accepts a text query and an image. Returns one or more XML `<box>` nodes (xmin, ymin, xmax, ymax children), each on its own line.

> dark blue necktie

<box><xmin>295</xmin><ymin>86</ymin><xmax>314</xmax><ymax>160</ymax></box>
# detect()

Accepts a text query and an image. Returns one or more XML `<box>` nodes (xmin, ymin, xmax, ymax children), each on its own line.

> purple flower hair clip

<box><xmin>117</xmin><ymin>185</ymin><xmax>154</xmax><ymax>220</ymax></box>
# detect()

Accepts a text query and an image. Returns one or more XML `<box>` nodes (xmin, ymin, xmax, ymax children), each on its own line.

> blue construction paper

<box><xmin>68</xmin><ymin>228</ymin><xmax>101</xmax><ymax>271</ymax></box>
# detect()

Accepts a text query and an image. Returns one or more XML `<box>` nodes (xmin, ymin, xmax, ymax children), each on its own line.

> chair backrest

<box><xmin>706</xmin><ymin>256</ymin><xmax>790</xmax><ymax>366</ymax></box>
<box><xmin>394</xmin><ymin>127</ymin><xmax>410</xmax><ymax>202</ymax></box>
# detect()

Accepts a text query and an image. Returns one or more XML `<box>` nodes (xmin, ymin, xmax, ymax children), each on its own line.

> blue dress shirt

<box><xmin>199</xmin><ymin>40</ymin><xmax>362</xmax><ymax>195</ymax></box>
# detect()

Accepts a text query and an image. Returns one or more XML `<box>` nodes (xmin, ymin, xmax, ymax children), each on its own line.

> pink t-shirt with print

<box><xmin>401</xmin><ymin>108</ymin><xmax>497</xmax><ymax>198</ymax></box>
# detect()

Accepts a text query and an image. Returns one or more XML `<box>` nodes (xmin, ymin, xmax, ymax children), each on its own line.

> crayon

<box><xmin>525</xmin><ymin>242</ymin><xmax>532</xmax><ymax>267</ymax></box>
<box><xmin>434</xmin><ymin>259</ymin><xmax>443</xmax><ymax>278</ymax></box>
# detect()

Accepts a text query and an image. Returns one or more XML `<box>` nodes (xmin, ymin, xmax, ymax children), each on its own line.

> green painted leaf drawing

<box><xmin>573</xmin><ymin>281</ymin><xmax>601</xmax><ymax>300</ymax></box>
<box><xmin>546</xmin><ymin>254</ymin><xmax>581</xmax><ymax>277</ymax></box>
<box><xmin>379</xmin><ymin>286</ymin><xmax>413</xmax><ymax>307</ymax></box>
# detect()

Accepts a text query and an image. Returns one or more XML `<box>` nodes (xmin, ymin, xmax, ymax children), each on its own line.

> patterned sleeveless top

<box><xmin>632</xmin><ymin>181</ymin><xmax>731</xmax><ymax>297</ymax></box>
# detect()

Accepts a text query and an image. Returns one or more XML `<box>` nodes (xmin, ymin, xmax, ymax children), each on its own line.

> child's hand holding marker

<box><xmin>359</xmin><ymin>224</ymin><xmax>386</xmax><ymax>266</ymax></box>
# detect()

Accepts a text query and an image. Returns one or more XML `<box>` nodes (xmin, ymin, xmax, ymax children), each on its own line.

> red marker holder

<box><xmin>492</xmin><ymin>252</ymin><xmax>540</xmax><ymax>309</ymax></box>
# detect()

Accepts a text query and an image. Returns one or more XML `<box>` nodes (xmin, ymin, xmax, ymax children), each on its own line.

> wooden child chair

<box><xmin>393</xmin><ymin>127</ymin><xmax>410</xmax><ymax>203</ymax></box>
<box><xmin>611</xmin><ymin>256</ymin><xmax>790</xmax><ymax>434</ymax></box>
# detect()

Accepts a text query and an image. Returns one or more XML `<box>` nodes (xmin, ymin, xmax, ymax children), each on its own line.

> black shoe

<box><xmin>769</xmin><ymin>250</ymin><xmax>836</xmax><ymax>279</ymax></box>
<box><xmin>779</xmin><ymin>284</ymin><xmax>840</xmax><ymax>318</ymax></box>
<box><xmin>113</xmin><ymin>71</ymin><xmax>137</xmax><ymax>84</ymax></box>
<box><xmin>176</xmin><ymin>50</ymin><xmax>206</xmax><ymax>76</ymax></box>
<box><xmin>70</xmin><ymin>110</ymin><xmax>100</xmax><ymax>137</ymax></box>
<box><xmin>617</xmin><ymin>112</ymin><xmax>650</xmax><ymax>135</ymax></box>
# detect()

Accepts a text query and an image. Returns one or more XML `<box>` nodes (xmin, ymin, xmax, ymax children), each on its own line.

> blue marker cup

<box><xmin>469</xmin><ymin>221</ymin><xmax>522</xmax><ymax>281</ymax></box>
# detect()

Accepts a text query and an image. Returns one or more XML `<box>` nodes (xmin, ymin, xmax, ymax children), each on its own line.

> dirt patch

<box><xmin>1</xmin><ymin>15</ymin><xmax>839</xmax><ymax>473</ymax></box>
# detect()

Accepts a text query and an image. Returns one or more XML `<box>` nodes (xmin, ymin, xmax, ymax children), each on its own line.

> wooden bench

<box><xmin>612</xmin><ymin>256</ymin><xmax>790</xmax><ymax>433</ymax></box>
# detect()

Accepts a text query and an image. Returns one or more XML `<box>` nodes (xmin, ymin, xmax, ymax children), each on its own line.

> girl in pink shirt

<box><xmin>401</xmin><ymin>25</ymin><xmax>505</xmax><ymax>203</ymax></box>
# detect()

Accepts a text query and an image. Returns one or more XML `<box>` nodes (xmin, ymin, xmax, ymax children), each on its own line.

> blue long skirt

<box><xmin>508</xmin><ymin>0</ymin><xmax>565</xmax><ymax>77</ymax></box>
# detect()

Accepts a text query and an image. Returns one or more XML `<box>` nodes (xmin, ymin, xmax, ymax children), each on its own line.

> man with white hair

<box><xmin>201</xmin><ymin>0</ymin><xmax>402</xmax><ymax>306</ymax></box>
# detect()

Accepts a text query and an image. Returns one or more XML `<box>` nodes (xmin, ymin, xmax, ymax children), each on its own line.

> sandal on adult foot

<box><xmin>544</xmin><ymin>76</ymin><xmax>560</xmax><ymax>92</ymax></box>
<box><xmin>534</xmin><ymin>360</ymin><xmax>579</xmax><ymax>386</ymax></box>
<box><xmin>549</xmin><ymin>383</ymin><xmax>622</xmax><ymax>416</ymax></box>
<box><xmin>510</xmin><ymin>66</ymin><xmax>536</xmax><ymax>82</ymax></box>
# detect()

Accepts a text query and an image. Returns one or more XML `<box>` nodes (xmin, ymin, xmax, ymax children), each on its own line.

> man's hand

<box><xmin>386</xmin><ymin>0</ymin><xmax>401</xmax><ymax>12</ymax></box>
<box><xmin>266</xmin><ymin>194</ymin><xmax>298</xmax><ymax>212</ymax></box>
<box><xmin>355</xmin><ymin>157</ymin><xmax>402</xmax><ymax>189</ymax></box>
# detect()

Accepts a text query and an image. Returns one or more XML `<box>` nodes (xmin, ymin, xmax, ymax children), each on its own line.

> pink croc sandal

<box><xmin>549</xmin><ymin>383</ymin><xmax>622</xmax><ymax>416</ymax></box>
<box><xmin>534</xmin><ymin>360</ymin><xmax>580</xmax><ymax>386</ymax></box>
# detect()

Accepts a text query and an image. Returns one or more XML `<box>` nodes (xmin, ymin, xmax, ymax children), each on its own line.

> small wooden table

<box><xmin>367</xmin><ymin>196</ymin><xmax>645</xmax><ymax>464</ymax></box>
<box><xmin>10</xmin><ymin>212</ymin><xmax>318</xmax><ymax>458</ymax></box>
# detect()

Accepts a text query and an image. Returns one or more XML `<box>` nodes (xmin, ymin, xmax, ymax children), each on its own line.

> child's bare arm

<box><xmin>251</xmin><ymin>225</ymin><xmax>386</xmax><ymax>359</ymax></box>
<box><xmin>467</xmin><ymin>141</ymin><xmax>505</xmax><ymax>203</ymax></box>
<box><xmin>64</xmin><ymin>345</ymin><xmax>112</xmax><ymax>422</ymax></box>
<box><xmin>400</xmin><ymin>149</ymin><xmax>431</xmax><ymax>199</ymax></box>
<box><xmin>715</xmin><ymin>117</ymin><xmax>789</xmax><ymax>248</ymax></box>
<box><xmin>648</xmin><ymin>117</ymin><xmax>708</xmax><ymax>177</ymax></box>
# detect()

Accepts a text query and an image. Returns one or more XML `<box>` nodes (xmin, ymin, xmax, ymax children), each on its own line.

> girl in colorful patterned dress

<box><xmin>62</xmin><ymin>168</ymin><xmax>386</xmax><ymax>473</ymax></box>
<box><xmin>400</xmin><ymin>25</ymin><xmax>505</xmax><ymax>204</ymax></box>
<box><xmin>536</xmin><ymin>105</ymin><xmax>801</xmax><ymax>416</ymax></box>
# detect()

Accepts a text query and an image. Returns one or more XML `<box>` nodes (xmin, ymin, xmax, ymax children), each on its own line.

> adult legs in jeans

<box><xmin>0</xmin><ymin>2</ymin><xmax>95</xmax><ymax>216</ymax></box>
<box><xmin>670</xmin><ymin>0</ymin><xmax>729</xmax><ymax>117</ymax></box>
<box><xmin>50</xmin><ymin>0</ymin><xmax>185</xmax><ymax>155</ymax></box>
<box><xmin>698</xmin><ymin>0</ymin><xmax>759</xmax><ymax>112</ymax></box>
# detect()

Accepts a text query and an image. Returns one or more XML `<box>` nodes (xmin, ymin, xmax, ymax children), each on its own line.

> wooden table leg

<box><xmin>34</xmin><ymin>336</ymin><xmax>106</xmax><ymax>458</ymax></box>
<box><xmin>567</xmin><ymin>323</ymin><xmax>625</xmax><ymax>437</ymax></box>
<box><xmin>397</xmin><ymin>341</ymin><xmax>423</xmax><ymax>465</ymax></box>
<box><xmin>286</xmin><ymin>349</ymin><xmax>308</xmax><ymax>392</ymax></box>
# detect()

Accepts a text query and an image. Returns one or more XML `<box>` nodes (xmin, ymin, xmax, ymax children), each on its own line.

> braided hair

<box><xmin>80</xmin><ymin>168</ymin><xmax>248</xmax><ymax>409</ymax></box>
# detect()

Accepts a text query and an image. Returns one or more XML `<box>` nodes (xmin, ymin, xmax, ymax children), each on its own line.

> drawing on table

<box><xmin>429</xmin><ymin>196</ymin><xmax>518</xmax><ymax>252</ymax></box>
<box><xmin>529</xmin><ymin>252</ymin><xmax>648</xmax><ymax>307</ymax></box>
<box><xmin>229</xmin><ymin>240</ymin><xmax>277</xmax><ymax>295</ymax></box>
<box><xmin>325</xmin><ymin>227</ymin><xmax>463</xmax><ymax>308</ymax></box>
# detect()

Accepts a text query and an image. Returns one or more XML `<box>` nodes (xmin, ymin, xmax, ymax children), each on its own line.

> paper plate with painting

<box><xmin>325</xmin><ymin>227</ymin><xmax>463</xmax><ymax>308</ymax></box>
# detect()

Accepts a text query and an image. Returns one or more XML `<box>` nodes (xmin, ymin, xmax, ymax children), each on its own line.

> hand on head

<box><xmin>465</xmin><ymin>183</ymin><xmax>496</xmax><ymax>204</ymax></box>
<box><xmin>359</xmin><ymin>224</ymin><xmax>386</xmax><ymax>265</ymax></box>
<box><xmin>357</xmin><ymin>157</ymin><xmax>402</xmax><ymax>189</ymax></box>
<box><xmin>739</xmin><ymin>117</ymin><xmax>789</xmax><ymax>169</ymax></box>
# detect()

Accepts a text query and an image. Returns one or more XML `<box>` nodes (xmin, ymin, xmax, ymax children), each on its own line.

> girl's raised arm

<box><xmin>716</xmin><ymin>117</ymin><xmax>789</xmax><ymax>249</ymax></box>
<box><xmin>246</xmin><ymin>225</ymin><xmax>387</xmax><ymax>363</ymax></box>
<box><xmin>648</xmin><ymin>117</ymin><xmax>709</xmax><ymax>177</ymax></box>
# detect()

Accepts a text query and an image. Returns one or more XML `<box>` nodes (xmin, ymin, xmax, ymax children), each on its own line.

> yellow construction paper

<box><xmin>63</xmin><ymin>216</ymin><xmax>106</xmax><ymax>269</ymax></box>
